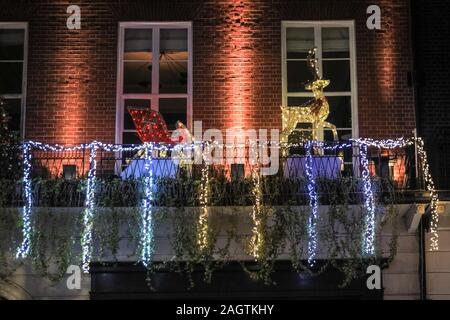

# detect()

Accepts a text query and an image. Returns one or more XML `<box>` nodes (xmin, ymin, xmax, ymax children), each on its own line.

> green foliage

<box><xmin>0</xmin><ymin>97</ymin><xmax>21</xmax><ymax>180</ymax></box>
<box><xmin>0</xmin><ymin>176</ymin><xmax>399</xmax><ymax>289</ymax></box>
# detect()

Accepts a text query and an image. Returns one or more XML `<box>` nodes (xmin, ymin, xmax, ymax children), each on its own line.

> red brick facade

<box><xmin>0</xmin><ymin>0</ymin><xmax>416</xmax><ymax>144</ymax></box>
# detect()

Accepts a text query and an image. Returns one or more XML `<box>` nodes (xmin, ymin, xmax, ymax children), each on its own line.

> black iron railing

<box><xmin>0</xmin><ymin>142</ymin><xmax>422</xmax><ymax>207</ymax></box>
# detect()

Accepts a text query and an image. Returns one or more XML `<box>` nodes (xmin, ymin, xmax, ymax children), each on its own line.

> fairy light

<box><xmin>305</xmin><ymin>141</ymin><xmax>318</xmax><ymax>265</ymax></box>
<box><xmin>16</xmin><ymin>142</ymin><xmax>32</xmax><ymax>259</ymax></box>
<box><xmin>353</xmin><ymin>137</ymin><xmax>439</xmax><ymax>252</ymax></box>
<box><xmin>141</xmin><ymin>143</ymin><xmax>154</xmax><ymax>266</ymax></box>
<box><xmin>249</xmin><ymin>141</ymin><xmax>264</xmax><ymax>260</ymax></box>
<box><xmin>197</xmin><ymin>142</ymin><xmax>211</xmax><ymax>251</ymax></box>
<box><xmin>358</xmin><ymin>142</ymin><xmax>376</xmax><ymax>256</ymax></box>
<box><xmin>81</xmin><ymin>142</ymin><xmax>98</xmax><ymax>273</ymax></box>
<box><xmin>15</xmin><ymin>137</ymin><xmax>439</xmax><ymax>266</ymax></box>
<box><xmin>415</xmin><ymin>137</ymin><xmax>439</xmax><ymax>250</ymax></box>
<box><xmin>303</xmin><ymin>141</ymin><xmax>352</xmax><ymax>265</ymax></box>
<box><xmin>353</xmin><ymin>138</ymin><xmax>411</xmax><ymax>256</ymax></box>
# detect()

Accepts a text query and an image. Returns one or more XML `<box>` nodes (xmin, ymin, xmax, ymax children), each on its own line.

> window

<box><xmin>116</xmin><ymin>22</ymin><xmax>192</xmax><ymax>144</ymax></box>
<box><xmin>281</xmin><ymin>21</ymin><xmax>358</xmax><ymax>141</ymax></box>
<box><xmin>0</xmin><ymin>23</ymin><xmax>27</xmax><ymax>137</ymax></box>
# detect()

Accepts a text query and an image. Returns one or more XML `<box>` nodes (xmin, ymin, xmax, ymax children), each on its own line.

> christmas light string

<box><xmin>353</xmin><ymin>137</ymin><xmax>439</xmax><ymax>251</ymax></box>
<box><xmin>81</xmin><ymin>142</ymin><xmax>98</xmax><ymax>273</ymax></box>
<box><xmin>141</xmin><ymin>143</ymin><xmax>154</xmax><ymax>266</ymax></box>
<box><xmin>16</xmin><ymin>142</ymin><xmax>32</xmax><ymax>259</ymax></box>
<box><xmin>249</xmin><ymin>141</ymin><xmax>264</xmax><ymax>260</ymax></box>
<box><xmin>16</xmin><ymin>137</ymin><xmax>439</xmax><ymax>268</ymax></box>
<box><xmin>357</xmin><ymin>143</ymin><xmax>376</xmax><ymax>256</ymax></box>
<box><xmin>353</xmin><ymin>138</ymin><xmax>412</xmax><ymax>256</ymax></box>
<box><xmin>197</xmin><ymin>142</ymin><xmax>211</xmax><ymax>251</ymax></box>
<box><xmin>304</xmin><ymin>141</ymin><xmax>352</xmax><ymax>265</ymax></box>
<box><xmin>415</xmin><ymin>137</ymin><xmax>439</xmax><ymax>250</ymax></box>
<box><xmin>305</xmin><ymin>141</ymin><xmax>318</xmax><ymax>265</ymax></box>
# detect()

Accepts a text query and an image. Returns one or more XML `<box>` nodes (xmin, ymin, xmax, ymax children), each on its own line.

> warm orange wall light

<box><xmin>223</xmin><ymin>0</ymin><xmax>257</xmax><ymax>131</ymax></box>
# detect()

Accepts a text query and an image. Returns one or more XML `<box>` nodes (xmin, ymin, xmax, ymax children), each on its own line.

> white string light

<box><xmin>357</xmin><ymin>143</ymin><xmax>376</xmax><ymax>256</ymax></box>
<box><xmin>303</xmin><ymin>141</ymin><xmax>352</xmax><ymax>265</ymax></box>
<box><xmin>81</xmin><ymin>142</ymin><xmax>98</xmax><ymax>273</ymax></box>
<box><xmin>415</xmin><ymin>137</ymin><xmax>439</xmax><ymax>250</ymax></box>
<box><xmin>16</xmin><ymin>137</ymin><xmax>439</xmax><ymax>268</ymax></box>
<box><xmin>197</xmin><ymin>142</ymin><xmax>211</xmax><ymax>251</ymax></box>
<box><xmin>305</xmin><ymin>141</ymin><xmax>319</xmax><ymax>266</ymax></box>
<box><xmin>16</xmin><ymin>142</ymin><xmax>32</xmax><ymax>259</ymax></box>
<box><xmin>250</xmin><ymin>142</ymin><xmax>264</xmax><ymax>260</ymax></box>
<box><xmin>353</xmin><ymin>137</ymin><xmax>439</xmax><ymax>252</ymax></box>
<box><xmin>141</xmin><ymin>143</ymin><xmax>154</xmax><ymax>266</ymax></box>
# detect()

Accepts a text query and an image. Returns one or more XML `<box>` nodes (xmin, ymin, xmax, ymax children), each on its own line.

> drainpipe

<box><xmin>409</xmin><ymin>0</ymin><xmax>427</xmax><ymax>300</ymax></box>
<box><xmin>409</xmin><ymin>0</ymin><xmax>420</xmax><ymax>135</ymax></box>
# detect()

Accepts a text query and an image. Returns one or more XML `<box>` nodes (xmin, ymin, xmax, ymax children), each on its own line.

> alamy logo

<box><xmin>67</xmin><ymin>5</ymin><xmax>81</xmax><ymax>30</ymax></box>
<box><xmin>366</xmin><ymin>5</ymin><xmax>381</xmax><ymax>30</ymax></box>
<box><xmin>366</xmin><ymin>265</ymin><xmax>381</xmax><ymax>290</ymax></box>
<box><xmin>66</xmin><ymin>265</ymin><xmax>81</xmax><ymax>290</ymax></box>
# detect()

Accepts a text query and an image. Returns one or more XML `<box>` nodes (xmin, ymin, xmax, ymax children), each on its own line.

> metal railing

<box><xmin>0</xmin><ymin>142</ymin><xmax>421</xmax><ymax>207</ymax></box>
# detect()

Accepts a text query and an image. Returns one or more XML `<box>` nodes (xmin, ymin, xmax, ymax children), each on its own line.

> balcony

<box><xmin>0</xmin><ymin>141</ymin><xmax>426</xmax><ymax>207</ymax></box>
<box><xmin>0</xmin><ymin>139</ymin><xmax>441</xmax><ymax>291</ymax></box>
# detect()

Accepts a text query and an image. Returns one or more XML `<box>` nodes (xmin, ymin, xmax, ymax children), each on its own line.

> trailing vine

<box><xmin>0</xmin><ymin>174</ymin><xmax>399</xmax><ymax>289</ymax></box>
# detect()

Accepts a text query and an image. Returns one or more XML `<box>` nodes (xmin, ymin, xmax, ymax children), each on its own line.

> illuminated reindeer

<box><xmin>280</xmin><ymin>47</ymin><xmax>338</xmax><ymax>147</ymax></box>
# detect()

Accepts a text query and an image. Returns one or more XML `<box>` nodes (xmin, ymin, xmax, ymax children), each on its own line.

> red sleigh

<box><xmin>127</xmin><ymin>108</ymin><xmax>193</xmax><ymax>144</ymax></box>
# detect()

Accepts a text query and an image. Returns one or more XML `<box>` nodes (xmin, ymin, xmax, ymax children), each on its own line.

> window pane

<box><xmin>322</xmin><ymin>28</ymin><xmax>349</xmax><ymax>58</ymax></box>
<box><xmin>287</xmin><ymin>96</ymin><xmax>313</xmax><ymax>107</ymax></box>
<box><xmin>159</xmin><ymin>29</ymin><xmax>188</xmax><ymax>94</ymax></box>
<box><xmin>287</xmin><ymin>61</ymin><xmax>312</xmax><ymax>92</ymax></box>
<box><xmin>0</xmin><ymin>29</ymin><xmax>24</xmax><ymax>60</ymax></box>
<box><xmin>159</xmin><ymin>98</ymin><xmax>187</xmax><ymax>130</ymax></box>
<box><xmin>159</xmin><ymin>61</ymin><xmax>187</xmax><ymax>93</ymax></box>
<box><xmin>160</xmin><ymin>29</ymin><xmax>188</xmax><ymax>61</ymax></box>
<box><xmin>337</xmin><ymin>130</ymin><xmax>352</xmax><ymax>141</ymax></box>
<box><xmin>324</xmin><ymin>130</ymin><xmax>353</xmax><ymax>165</ymax></box>
<box><xmin>0</xmin><ymin>62</ymin><xmax>23</xmax><ymax>94</ymax></box>
<box><xmin>326</xmin><ymin>96</ymin><xmax>352</xmax><ymax>128</ymax></box>
<box><xmin>323</xmin><ymin>60</ymin><xmax>350</xmax><ymax>92</ymax></box>
<box><xmin>2</xmin><ymin>98</ymin><xmax>21</xmax><ymax>132</ymax></box>
<box><xmin>123</xmin><ymin>132</ymin><xmax>142</xmax><ymax>145</ymax></box>
<box><xmin>123</xmin><ymin>62</ymin><xmax>151</xmax><ymax>93</ymax></box>
<box><xmin>286</xmin><ymin>28</ymin><xmax>314</xmax><ymax>59</ymax></box>
<box><xmin>323</xmin><ymin>128</ymin><xmax>351</xmax><ymax>147</ymax></box>
<box><xmin>124</xmin><ymin>29</ymin><xmax>152</xmax><ymax>61</ymax></box>
<box><xmin>124</xmin><ymin>99</ymin><xmax>150</xmax><ymax>130</ymax></box>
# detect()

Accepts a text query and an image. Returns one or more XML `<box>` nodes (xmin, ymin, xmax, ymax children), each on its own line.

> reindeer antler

<box><xmin>307</xmin><ymin>47</ymin><xmax>321</xmax><ymax>80</ymax></box>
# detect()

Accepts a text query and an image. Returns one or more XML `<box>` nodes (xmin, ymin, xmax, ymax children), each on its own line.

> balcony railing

<box><xmin>0</xmin><ymin>141</ymin><xmax>424</xmax><ymax>208</ymax></box>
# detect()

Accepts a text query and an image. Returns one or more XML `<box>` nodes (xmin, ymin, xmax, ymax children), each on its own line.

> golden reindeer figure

<box><xmin>281</xmin><ymin>47</ymin><xmax>338</xmax><ymax>147</ymax></box>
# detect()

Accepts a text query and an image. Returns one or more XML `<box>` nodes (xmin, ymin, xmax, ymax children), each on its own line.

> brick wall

<box><xmin>0</xmin><ymin>0</ymin><xmax>416</xmax><ymax>144</ymax></box>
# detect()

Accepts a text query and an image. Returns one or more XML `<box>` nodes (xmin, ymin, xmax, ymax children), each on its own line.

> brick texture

<box><xmin>0</xmin><ymin>0</ymin><xmax>416</xmax><ymax>144</ymax></box>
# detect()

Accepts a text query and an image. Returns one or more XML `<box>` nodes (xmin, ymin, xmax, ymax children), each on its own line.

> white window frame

<box><xmin>115</xmin><ymin>21</ymin><xmax>193</xmax><ymax>144</ymax></box>
<box><xmin>281</xmin><ymin>20</ymin><xmax>359</xmax><ymax>138</ymax></box>
<box><xmin>0</xmin><ymin>22</ymin><xmax>28</xmax><ymax>138</ymax></box>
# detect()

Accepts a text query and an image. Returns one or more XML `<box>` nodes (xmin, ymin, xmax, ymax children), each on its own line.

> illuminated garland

<box><xmin>81</xmin><ymin>143</ymin><xmax>98</xmax><ymax>273</ymax></box>
<box><xmin>415</xmin><ymin>137</ymin><xmax>439</xmax><ymax>250</ymax></box>
<box><xmin>15</xmin><ymin>137</ymin><xmax>439</xmax><ymax>269</ymax></box>
<box><xmin>16</xmin><ymin>142</ymin><xmax>32</xmax><ymax>259</ymax></box>
<box><xmin>305</xmin><ymin>141</ymin><xmax>319</xmax><ymax>265</ymax></box>
<box><xmin>353</xmin><ymin>138</ymin><xmax>412</xmax><ymax>256</ymax></box>
<box><xmin>358</xmin><ymin>143</ymin><xmax>376</xmax><ymax>256</ymax></box>
<box><xmin>353</xmin><ymin>137</ymin><xmax>440</xmax><ymax>252</ymax></box>
<box><xmin>197</xmin><ymin>142</ymin><xmax>211</xmax><ymax>251</ymax></box>
<box><xmin>250</xmin><ymin>149</ymin><xmax>264</xmax><ymax>260</ymax></box>
<box><xmin>304</xmin><ymin>141</ymin><xmax>352</xmax><ymax>264</ymax></box>
<box><xmin>141</xmin><ymin>143</ymin><xmax>154</xmax><ymax>266</ymax></box>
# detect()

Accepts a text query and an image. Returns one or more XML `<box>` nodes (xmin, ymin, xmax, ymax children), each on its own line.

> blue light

<box><xmin>141</xmin><ymin>143</ymin><xmax>154</xmax><ymax>267</ymax></box>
